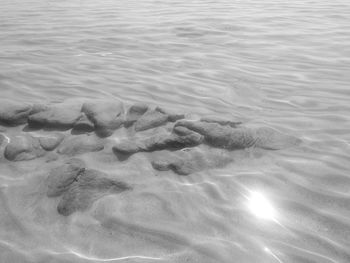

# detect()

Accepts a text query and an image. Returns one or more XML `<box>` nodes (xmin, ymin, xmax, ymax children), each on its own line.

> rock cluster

<box><xmin>0</xmin><ymin>99</ymin><xmax>301</xmax><ymax>215</ymax></box>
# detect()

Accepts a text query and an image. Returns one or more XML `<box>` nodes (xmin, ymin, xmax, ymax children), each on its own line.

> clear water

<box><xmin>1</xmin><ymin>0</ymin><xmax>350</xmax><ymax>262</ymax></box>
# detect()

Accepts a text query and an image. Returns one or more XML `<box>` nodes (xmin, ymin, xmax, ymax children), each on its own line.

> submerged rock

<box><xmin>0</xmin><ymin>100</ymin><xmax>32</xmax><ymax>125</ymax></box>
<box><xmin>155</xmin><ymin>107</ymin><xmax>185</xmax><ymax>122</ymax></box>
<box><xmin>57</xmin><ymin>135</ymin><xmax>104</xmax><ymax>156</ymax></box>
<box><xmin>152</xmin><ymin>147</ymin><xmax>233</xmax><ymax>175</ymax></box>
<box><xmin>72</xmin><ymin>113</ymin><xmax>95</xmax><ymax>133</ymax></box>
<box><xmin>175</xmin><ymin>120</ymin><xmax>300</xmax><ymax>150</ymax></box>
<box><xmin>46</xmin><ymin>158</ymin><xmax>85</xmax><ymax>197</ymax></box>
<box><xmin>4</xmin><ymin>135</ymin><xmax>45</xmax><ymax>161</ymax></box>
<box><xmin>124</xmin><ymin>103</ymin><xmax>149</xmax><ymax>127</ymax></box>
<box><xmin>175</xmin><ymin>120</ymin><xmax>255</xmax><ymax>149</ymax></box>
<box><xmin>82</xmin><ymin>100</ymin><xmax>124</xmax><ymax>137</ymax></box>
<box><xmin>200</xmin><ymin>116</ymin><xmax>241</xmax><ymax>128</ymax></box>
<box><xmin>112</xmin><ymin>128</ymin><xmax>203</xmax><ymax>158</ymax></box>
<box><xmin>56</xmin><ymin>169</ymin><xmax>131</xmax><ymax>216</ymax></box>
<box><xmin>134</xmin><ymin>108</ymin><xmax>169</xmax><ymax>132</ymax></box>
<box><xmin>39</xmin><ymin>133</ymin><xmax>64</xmax><ymax>151</ymax></box>
<box><xmin>28</xmin><ymin>103</ymin><xmax>82</xmax><ymax>129</ymax></box>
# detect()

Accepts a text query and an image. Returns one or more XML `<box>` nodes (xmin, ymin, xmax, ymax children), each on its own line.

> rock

<box><xmin>72</xmin><ymin>113</ymin><xmax>95</xmax><ymax>133</ymax></box>
<box><xmin>0</xmin><ymin>100</ymin><xmax>32</xmax><ymax>125</ymax></box>
<box><xmin>112</xmin><ymin>129</ymin><xmax>203</xmax><ymax>158</ymax></box>
<box><xmin>82</xmin><ymin>100</ymin><xmax>124</xmax><ymax>137</ymax></box>
<box><xmin>151</xmin><ymin>147</ymin><xmax>233</xmax><ymax>175</ymax></box>
<box><xmin>28</xmin><ymin>103</ymin><xmax>82</xmax><ymax>129</ymax></box>
<box><xmin>112</xmin><ymin>140</ymin><xmax>140</xmax><ymax>155</ymax></box>
<box><xmin>46</xmin><ymin>158</ymin><xmax>85</xmax><ymax>197</ymax></box>
<box><xmin>39</xmin><ymin>133</ymin><xmax>64</xmax><ymax>151</ymax></box>
<box><xmin>124</xmin><ymin>103</ymin><xmax>149</xmax><ymax>127</ymax></box>
<box><xmin>175</xmin><ymin>120</ymin><xmax>255</xmax><ymax>149</ymax></box>
<box><xmin>30</xmin><ymin>103</ymin><xmax>49</xmax><ymax>115</ymax></box>
<box><xmin>134</xmin><ymin>108</ymin><xmax>169</xmax><ymax>132</ymax></box>
<box><xmin>200</xmin><ymin>117</ymin><xmax>241</xmax><ymax>128</ymax></box>
<box><xmin>56</xmin><ymin>169</ymin><xmax>131</xmax><ymax>216</ymax></box>
<box><xmin>4</xmin><ymin>135</ymin><xmax>45</xmax><ymax>161</ymax></box>
<box><xmin>155</xmin><ymin>107</ymin><xmax>185</xmax><ymax>122</ymax></box>
<box><xmin>140</xmin><ymin>130</ymin><xmax>203</xmax><ymax>152</ymax></box>
<box><xmin>175</xmin><ymin>121</ymin><xmax>301</xmax><ymax>150</ymax></box>
<box><xmin>57</xmin><ymin>135</ymin><xmax>104</xmax><ymax>156</ymax></box>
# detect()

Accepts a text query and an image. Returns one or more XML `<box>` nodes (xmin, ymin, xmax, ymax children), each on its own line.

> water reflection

<box><xmin>246</xmin><ymin>191</ymin><xmax>277</xmax><ymax>221</ymax></box>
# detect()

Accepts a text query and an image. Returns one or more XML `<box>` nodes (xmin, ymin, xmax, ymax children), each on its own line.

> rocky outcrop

<box><xmin>0</xmin><ymin>100</ymin><xmax>33</xmax><ymax>125</ymax></box>
<box><xmin>151</xmin><ymin>147</ymin><xmax>234</xmax><ymax>175</ymax></box>
<box><xmin>57</xmin><ymin>135</ymin><xmax>104</xmax><ymax>156</ymax></box>
<box><xmin>4</xmin><ymin>135</ymin><xmax>46</xmax><ymax>161</ymax></box>
<box><xmin>46</xmin><ymin>159</ymin><xmax>131</xmax><ymax>216</ymax></box>
<box><xmin>28</xmin><ymin>103</ymin><xmax>82</xmax><ymax>129</ymax></box>
<box><xmin>81</xmin><ymin>100</ymin><xmax>124</xmax><ymax>137</ymax></box>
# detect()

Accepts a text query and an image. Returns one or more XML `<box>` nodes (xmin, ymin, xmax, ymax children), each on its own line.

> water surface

<box><xmin>1</xmin><ymin>0</ymin><xmax>350</xmax><ymax>262</ymax></box>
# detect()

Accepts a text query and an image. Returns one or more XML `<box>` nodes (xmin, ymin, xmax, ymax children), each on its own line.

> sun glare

<box><xmin>247</xmin><ymin>191</ymin><xmax>277</xmax><ymax>221</ymax></box>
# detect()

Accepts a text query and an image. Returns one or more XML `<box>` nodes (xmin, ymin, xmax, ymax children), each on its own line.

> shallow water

<box><xmin>1</xmin><ymin>0</ymin><xmax>350</xmax><ymax>262</ymax></box>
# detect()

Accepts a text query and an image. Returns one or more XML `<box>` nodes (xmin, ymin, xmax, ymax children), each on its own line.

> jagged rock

<box><xmin>56</xmin><ymin>169</ymin><xmax>131</xmax><ymax>216</ymax></box>
<box><xmin>57</xmin><ymin>135</ymin><xmax>104</xmax><ymax>156</ymax></box>
<box><xmin>151</xmin><ymin>147</ymin><xmax>233</xmax><ymax>175</ymax></box>
<box><xmin>4</xmin><ymin>135</ymin><xmax>45</xmax><ymax>161</ymax></box>
<box><xmin>82</xmin><ymin>100</ymin><xmax>124</xmax><ymax>137</ymax></box>
<box><xmin>46</xmin><ymin>158</ymin><xmax>85</xmax><ymax>197</ymax></box>
<box><xmin>175</xmin><ymin>120</ymin><xmax>300</xmax><ymax>150</ymax></box>
<box><xmin>155</xmin><ymin>107</ymin><xmax>185</xmax><ymax>122</ymax></box>
<box><xmin>124</xmin><ymin>103</ymin><xmax>149</xmax><ymax>127</ymax></box>
<box><xmin>38</xmin><ymin>133</ymin><xmax>65</xmax><ymax>151</ymax></box>
<box><xmin>0</xmin><ymin>100</ymin><xmax>32</xmax><ymax>125</ymax></box>
<box><xmin>134</xmin><ymin>108</ymin><xmax>169</xmax><ymax>132</ymax></box>
<box><xmin>28</xmin><ymin>103</ymin><xmax>82</xmax><ymax>129</ymax></box>
<box><xmin>72</xmin><ymin>113</ymin><xmax>95</xmax><ymax>133</ymax></box>
<box><xmin>200</xmin><ymin>117</ymin><xmax>241</xmax><ymax>127</ymax></box>
<box><xmin>112</xmin><ymin>129</ymin><xmax>203</xmax><ymax>158</ymax></box>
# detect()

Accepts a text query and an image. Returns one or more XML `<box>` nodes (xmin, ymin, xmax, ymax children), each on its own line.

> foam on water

<box><xmin>1</xmin><ymin>0</ymin><xmax>350</xmax><ymax>262</ymax></box>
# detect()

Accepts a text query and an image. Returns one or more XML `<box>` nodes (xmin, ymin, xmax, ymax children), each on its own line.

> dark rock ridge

<box><xmin>46</xmin><ymin>159</ymin><xmax>131</xmax><ymax>216</ymax></box>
